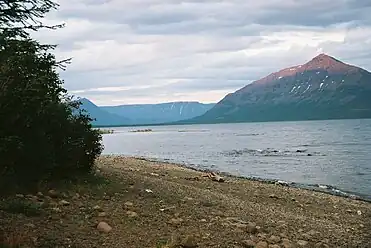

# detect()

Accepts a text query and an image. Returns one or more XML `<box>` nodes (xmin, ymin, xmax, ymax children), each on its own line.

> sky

<box><xmin>33</xmin><ymin>0</ymin><xmax>371</xmax><ymax>106</ymax></box>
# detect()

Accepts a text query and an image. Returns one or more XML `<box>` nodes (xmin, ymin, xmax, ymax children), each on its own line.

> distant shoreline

<box><xmin>93</xmin><ymin>117</ymin><xmax>371</xmax><ymax>128</ymax></box>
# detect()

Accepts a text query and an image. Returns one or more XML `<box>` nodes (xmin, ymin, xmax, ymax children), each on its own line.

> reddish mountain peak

<box><xmin>253</xmin><ymin>54</ymin><xmax>359</xmax><ymax>85</ymax></box>
<box><xmin>303</xmin><ymin>53</ymin><xmax>351</xmax><ymax>71</ymax></box>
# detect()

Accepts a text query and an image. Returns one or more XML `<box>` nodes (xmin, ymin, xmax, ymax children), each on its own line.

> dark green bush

<box><xmin>0</xmin><ymin>0</ymin><xmax>103</xmax><ymax>192</ymax></box>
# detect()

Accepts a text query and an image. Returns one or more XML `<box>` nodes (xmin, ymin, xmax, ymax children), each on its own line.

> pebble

<box><xmin>268</xmin><ymin>235</ymin><xmax>281</xmax><ymax>244</ymax></box>
<box><xmin>25</xmin><ymin>223</ymin><xmax>36</xmax><ymax>228</ymax></box>
<box><xmin>92</xmin><ymin>205</ymin><xmax>102</xmax><ymax>211</ymax></box>
<box><xmin>37</xmin><ymin>192</ymin><xmax>43</xmax><ymax>197</ymax></box>
<box><xmin>269</xmin><ymin>194</ymin><xmax>279</xmax><ymax>199</ymax></box>
<box><xmin>168</xmin><ymin>218</ymin><xmax>183</xmax><ymax>226</ymax></box>
<box><xmin>123</xmin><ymin>202</ymin><xmax>134</xmax><ymax>208</ymax></box>
<box><xmin>315</xmin><ymin>243</ymin><xmax>330</xmax><ymax>248</ymax></box>
<box><xmin>301</xmin><ymin>233</ymin><xmax>311</xmax><ymax>240</ymax></box>
<box><xmin>16</xmin><ymin>194</ymin><xmax>24</xmax><ymax>198</ymax></box>
<box><xmin>48</xmin><ymin>190</ymin><xmax>58</xmax><ymax>198</ymax></box>
<box><xmin>59</xmin><ymin>200</ymin><xmax>70</xmax><ymax>206</ymax></box>
<box><xmin>297</xmin><ymin>240</ymin><xmax>309</xmax><ymax>247</ymax></box>
<box><xmin>256</xmin><ymin>241</ymin><xmax>269</xmax><ymax>248</ymax></box>
<box><xmin>98</xmin><ymin>212</ymin><xmax>107</xmax><ymax>217</ymax></box>
<box><xmin>126</xmin><ymin>211</ymin><xmax>138</xmax><ymax>218</ymax></box>
<box><xmin>282</xmin><ymin>238</ymin><xmax>294</xmax><ymax>248</ymax></box>
<box><xmin>246</xmin><ymin>222</ymin><xmax>258</xmax><ymax>234</ymax></box>
<box><xmin>181</xmin><ymin>235</ymin><xmax>198</xmax><ymax>248</ymax></box>
<box><xmin>97</xmin><ymin>222</ymin><xmax>112</xmax><ymax>233</ymax></box>
<box><xmin>241</xmin><ymin>240</ymin><xmax>256</xmax><ymax>248</ymax></box>
<box><xmin>52</xmin><ymin>207</ymin><xmax>62</xmax><ymax>213</ymax></box>
<box><xmin>269</xmin><ymin>245</ymin><xmax>281</xmax><ymax>248</ymax></box>
<box><xmin>357</xmin><ymin>210</ymin><xmax>362</xmax><ymax>215</ymax></box>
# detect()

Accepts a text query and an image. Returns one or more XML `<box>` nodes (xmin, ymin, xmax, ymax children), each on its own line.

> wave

<box><xmin>235</xmin><ymin>133</ymin><xmax>261</xmax><ymax>137</ymax></box>
<box><xmin>221</xmin><ymin>148</ymin><xmax>321</xmax><ymax>157</ymax></box>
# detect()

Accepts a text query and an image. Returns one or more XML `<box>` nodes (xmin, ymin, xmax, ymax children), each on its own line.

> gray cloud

<box><xmin>31</xmin><ymin>0</ymin><xmax>371</xmax><ymax>105</ymax></box>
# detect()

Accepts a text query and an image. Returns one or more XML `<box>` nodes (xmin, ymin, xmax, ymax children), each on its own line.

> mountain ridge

<box><xmin>188</xmin><ymin>54</ymin><xmax>371</xmax><ymax>123</ymax></box>
<box><xmin>78</xmin><ymin>98</ymin><xmax>215</xmax><ymax>126</ymax></box>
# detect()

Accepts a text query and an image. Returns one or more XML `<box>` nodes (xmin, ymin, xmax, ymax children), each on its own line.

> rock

<box><xmin>25</xmin><ymin>223</ymin><xmax>36</xmax><ymax>228</ymax></box>
<box><xmin>200</xmin><ymin>219</ymin><xmax>207</xmax><ymax>222</ymax></box>
<box><xmin>282</xmin><ymin>239</ymin><xmax>294</xmax><ymax>248</ymax></box>
<box><xmin>92</xmin><ymin>205</ymin><xmax>102</xmax><ymax>211</ymax></box>
<box><xmin>44</xmin><ymin>196</ymin><xmax>52</xmax><ymax>201</ymax></box>
<box><xmin>59</xmin><ymin>200</ymin><xmax>70</xmax><ymax>206</ymax></box>
<box><xmin>72</xmin><ymin>193</ymin><xmax>80</xmax><ymax>200</ymax></box>
<box><xmin>268</xmin><ymin>235</ymin><xmax>281</xmax><ymax>244</ymax></box>
<box><xmin>301</xmin><ymin>233</ymin><xmax>311</xmax><ymax>241</ymax></box>
<box><xmin>52</xmin><ymin>207</ymin><xmax>62</xmax><ymax>213</ymax></box>
<box><xmin>359</xmin><ymin>224</ymin><xmax>364</xmax><ymax>228</ymax></box>
<box><xmin>97</xmin><ymin>222</ymin><xmax>112</xmax><ymax>233</ymax></box>
<box><xmin>126</xmin><ymin>211</ymin><xmax>138</xmax><ymax>218</ymax></box>
<box><xmin>307</xmin><ymin>230</ymin><xmax>319</xmax><ymax>236</ymax></box>
<box><xmin>297</xmin><ymin>240</ymin><xmax>308</xmax><ymax>247</ymax></box>
<box><xmin>48</xmin><ymin>190</ymin><xmax>58</xmax><ymax>198</ymax></box>
<box><xmin>168</xmin><ymin>218</ymin><xmax>183</xmax><ymax>226</ymax></box>
<box><xmin>280</xmin><ymin>233</ymin><xmax>288</xmax><ymax>238</ymax></box>
<box><xmin>181</xmin><ymin>235</ymin><xmax>198</xmax><ymax>248</ymax></box>
<box><xmin>241</xmin><ymin>240</ymin><xmax>256</xmax><ymax>248</ymax></box>
<box><xmin>256</xmin><ymin>241</ymin><xmax>269</xmax><ymax>248</ymax></box>
<box><xmin>357</xmin><ymin>210</ymin><xmax>362</xmax><ymax>215</ymax></box>
<box><xmin>269</xmin><ymin>245</ymin><xmax>281</xmax><ymax>248</ymax></box>
<box><xmin>98</xmin><ymin>212</ymin><xmax>107</xmax><ymax>217</ymax></box>
<box><xmin>315</xmin><ymin>243</ymin><xmax>329</xmax><ymax>248</ymax></box>
<box><xmin>37</xmin><ymin>192</ymin><xmax>43</xmax><ymax>197</ymax></box>
<box><xmin>123</xmin><ymin>202</ymin><xmax>134</xmax><ymax>208</ymax></box>
<box><xmin>145</xmin><ymin>189</ymin><xmax>153</xmax><ymax>193</ymax></box>
<box><xmin>246</xmin><ymin>222</ymin><xmax>258</xmax><ymax>234</ymax></box>
<box><xmin>257</xmin><ymin>233</ymin><xmax>267</xmax><ymax>240</ymax></box>
<box><xmin>269</xmin><ymin>194</ymin><xmax>279</xmax><ymax>199</ymax></box>
<box><xmin>16</xmin><ymin>194</ymin><xmax>24</xmax><ymax>198</ymax></box>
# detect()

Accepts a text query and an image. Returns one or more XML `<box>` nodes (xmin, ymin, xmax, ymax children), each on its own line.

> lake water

<box><xmin>102</xmin><ymin>119</ymin><xmax>371</xmax><ymax>201</ymax></box>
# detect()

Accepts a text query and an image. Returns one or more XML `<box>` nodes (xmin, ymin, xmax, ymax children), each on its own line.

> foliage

<box><xmin>0</xmin><ymin>0</ymin><xmax>103</xmax><ymax>192</ymax></box>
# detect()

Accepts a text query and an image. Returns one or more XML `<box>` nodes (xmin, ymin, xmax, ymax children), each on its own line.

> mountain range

<box><xmin>78</xmin><ymin>54</ymin><xmax>371</xmax><ymax>126</ymax></box>
<box><xmin>187</xmin><ymin>54</ymin><xmax>371</xmax><ymax>123</ymax></box>
<box><xmin>78</xmin><ymin>98</ymin><xmax>215</xmax><ymax>126</ymax></box>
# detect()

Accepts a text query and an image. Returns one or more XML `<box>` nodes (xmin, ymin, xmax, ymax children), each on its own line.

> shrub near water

<box><xmin>0</xmin><ymin>0</ymin><xmax>103</xmax><ymax>192</ymax></box>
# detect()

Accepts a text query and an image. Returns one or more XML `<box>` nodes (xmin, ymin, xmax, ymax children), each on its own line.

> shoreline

<box><xmin>106</xmin><ymin>155</ymin><xmax>371</xmax><ymax>203</ymax></box>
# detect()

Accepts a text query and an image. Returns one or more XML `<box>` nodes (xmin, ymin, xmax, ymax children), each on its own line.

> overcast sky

<box><xmin>34</xmin><ymin>0</ymin><xmax>371</xmax><ymax>106</ymax></box>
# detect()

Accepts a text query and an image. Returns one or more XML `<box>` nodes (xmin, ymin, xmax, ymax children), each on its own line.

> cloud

<box><xmin>31</xmin><ymin>0</ymin><xmax>371</xmax><ymax>105</ymax></box>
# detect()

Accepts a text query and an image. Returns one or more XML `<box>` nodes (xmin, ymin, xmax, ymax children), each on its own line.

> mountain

<box><xmin>78</xmin><ymin>98</ymin><xmax>131</xmax><ymax>126</ymax></box>
<box><xmin>101</xmin><ymin>102</ymin><xmax>215</xmax><ymax>124</ymax></box>
<box><xmin>190</xmin><ymin>54</ymin><xmax>371</xmax><ymax>123</ymax></box>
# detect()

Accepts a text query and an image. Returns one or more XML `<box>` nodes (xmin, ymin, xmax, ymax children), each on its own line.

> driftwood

<box><xmin>203</xmin><ymin>172</ymin><xmax>225</xmax><ymax>182</ymax></box>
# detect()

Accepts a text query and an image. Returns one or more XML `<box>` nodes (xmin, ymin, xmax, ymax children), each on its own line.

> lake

<box><xmin>102</xmin><ymin>119</ymin><xmax>371</xmax><ymax>201</ymax></box>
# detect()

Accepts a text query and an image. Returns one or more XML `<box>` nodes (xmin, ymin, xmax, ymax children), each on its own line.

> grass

<box><xmin>0</xmin><ymin>198</ymin><xmax>43</xmax><ymax>217</ymax></box>
<box><xmin>0</xmin><ymin>230</ymin><xmax>29</xmax><ymax>248</ymax></box>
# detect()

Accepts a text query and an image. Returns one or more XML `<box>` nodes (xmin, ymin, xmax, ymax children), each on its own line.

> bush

<box><xmin>0</xmin><ymin>0</ymin><xmax>103</xmax><ymax>192</ymax></box>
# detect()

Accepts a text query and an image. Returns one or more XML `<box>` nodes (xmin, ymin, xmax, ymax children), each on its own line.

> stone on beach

<box><xmin>97</xmin><ymin>222</ymin><xmax>112</xmax><ymax>233</ymax></box>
